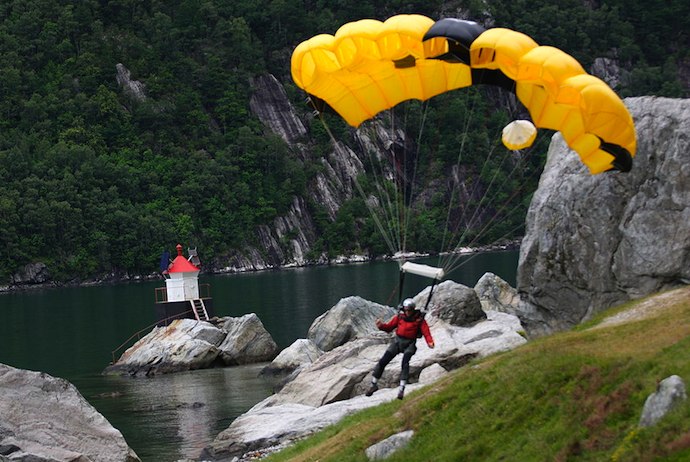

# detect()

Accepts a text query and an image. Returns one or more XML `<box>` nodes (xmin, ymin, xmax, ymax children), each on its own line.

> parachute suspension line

<box><xmin>440</xmin><ymin>124</ymin><xmax>516</xmax><ymax>270</ymax></box>
<box><xmin>360</xmin><ymin>119</ymin><xmax>404</xmax><ymax>256</ymax></box>
<box><xmin>423</xmin><ymin>277</ymin><xmax>439</xmax><ymax>311</ymax></box>
<box><xmin>351</xmin><ymin>152</ymin><xmax>400</xmax><ymax>256</ymax></box>
<box><xmin>392</xmin><ymin>107</ymin><xmax>406</xmax><ymax>258</ymax></box>
<box><xmin>442</xmin><ymin>144</ymin><xmax>546</xmax><ymax>277</ymax></box>
<box><xmin>398</xmin><ymin>269</ymin><xmax>406</xmax><ymax>305</ymax></box>
<box><xmin>436</xmin><ymin>90</ymin><xmax>484</xmax><ymax>268</ymax></box>
<box><xmin>443</xmin><ymin>213</ymin><xmax>527</xmax><ymax>277</ymax></box>
<box><xmin>449</xmin><ymin>138</ymin><xmax>511</xmax><ymax>250</ymax></box>
<box><xmin>399</xmin><ymin>100</ymin><xmax>432</xmax><ymax>262</ymax></box>
<box><xmin>309</xmin><ymin>100</ymin><xmax>400</xmax><ymax>257</ymax></box>
<box><xmin>438</xmin><ymin>98</ymin><xmax>532</xmax><ymax>274</ymax></box>
<box><xmin>438</xmin><ymin>90</ymin><xmax>483</xmax><ymax>261</ymax></box>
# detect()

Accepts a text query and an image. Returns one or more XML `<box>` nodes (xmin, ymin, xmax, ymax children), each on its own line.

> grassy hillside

<box><xmin>265</xmin><ymin>286</ymin><xmax>690</xmax><ymax>461</ymax></box>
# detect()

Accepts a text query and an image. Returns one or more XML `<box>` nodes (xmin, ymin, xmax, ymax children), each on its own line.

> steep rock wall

<box><xmin>517</xmin><ymin>96</ymin><xmax>690</xmax><ymax>333</ymax></box>
<box><xmin>224</xmin><ymin>74</ymin><xmax>402</xmax><ymax>270</ymax></box>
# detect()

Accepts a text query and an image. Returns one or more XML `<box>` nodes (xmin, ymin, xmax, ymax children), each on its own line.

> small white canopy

<box><xmin>401</xmin><ymin>262</ymin><xmax>445</xmax><ymax>280</ymax></box>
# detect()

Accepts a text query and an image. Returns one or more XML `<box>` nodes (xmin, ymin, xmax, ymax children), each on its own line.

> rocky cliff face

<box><xmin>516</xmin><ymin>97</ymin><xmax>690</xmax><ymax>334</ymax></box>
<box><xmin>219</xmin><ymin>74</ymin><xmax>402</xmax><ymax>271</ymax></box>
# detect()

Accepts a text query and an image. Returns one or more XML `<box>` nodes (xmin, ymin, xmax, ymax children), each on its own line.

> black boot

<box><xmin>365</xmin><ymin>383</ymin><xmax>378</xmax><ymax>397</ymax></box>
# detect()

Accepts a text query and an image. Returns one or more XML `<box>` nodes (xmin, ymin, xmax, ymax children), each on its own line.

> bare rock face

<box><xmin>517</xmin><ymin>97</ymin><xmax>690</xmax><ymax>335</ymax></box>
<box><xmin>639</xmin><ymin>375</ymin><xmax>687</xmax><ymax>427</ymax></box>
<box><xmin>11</xmin><ymin>262</ymin><xmax>49</xmax><ymax>285</ymax></box>
<box><xmin>104</xmin><ymin>315</ymin><xmax>278</xmax><ymax>376</ymax></box>
<box><xmin>217</xmin><ymin>313</ymin><xmax>279</xmax><ymax>365</ymax></box>
<box><xmin>0</xmin><ymin>363</ymin><xmax>140</xmax><ymax>462</ymax></box>
<box><xmin>475</xmin><ymin>272</ymin><xmax>521</xmax><ymax>314</ymax></box>
<box><xmin>249</xmin><ymin>74</ymin><xmax>306</xmax><ymax>144</ymax></box>
<box><xmin>104</xmin><ymin>319</ymin><xmax>225</xmax><ymax>376</ymax></box>
<box><xmin>261</xmin><ymin>338</ymin><xmax>323</xmax><ymax>376</ymax></box>
<box><xmin>416</xmin><ymin>280</ymin><xmax>487</xmax><ymax>326</ymax></box>
<box><xmin>115</xmin><ymin>63</ymin><xmax>146</xmax><ymax>101</ymax></box>
<box><xmin>307</xmin><ymin>296</ymin><xmax>396</xmax><ymax>351</ymax></box>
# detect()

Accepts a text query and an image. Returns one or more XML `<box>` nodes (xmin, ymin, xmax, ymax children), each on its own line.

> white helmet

<box><xmin>402</xmin><ymin>298</ymin><xmax>416</xmax><ymax>310</ymax></box>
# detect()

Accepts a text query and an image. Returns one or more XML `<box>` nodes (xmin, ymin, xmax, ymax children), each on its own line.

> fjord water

<box><xmin>0</xmin><ymin>251</ymin><xmax>517</xmax><ymax>461</ymax></box>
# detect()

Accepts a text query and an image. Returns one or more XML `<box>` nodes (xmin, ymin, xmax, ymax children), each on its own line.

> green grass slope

<box><xmin>266</xmin><ymin>286</ymin><xmax>690</xmax><ymax>462</ymax></box>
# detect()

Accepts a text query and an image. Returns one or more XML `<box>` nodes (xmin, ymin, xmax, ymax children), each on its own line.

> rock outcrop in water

<box><xmin>103</xmin><ymin>314</ymin><xmax>279</xmax><ymax>377</ymax></box>
<box><xmin>0</xmin><ymin>364</ymin><xmax>141</xmax><ymax>462</ymax></box>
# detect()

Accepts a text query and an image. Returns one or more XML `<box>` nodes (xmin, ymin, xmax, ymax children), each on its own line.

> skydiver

<box><xmin>365</xmin><ymin>298</ymin><xmax>435</xmax><ymax>400</ymax></box>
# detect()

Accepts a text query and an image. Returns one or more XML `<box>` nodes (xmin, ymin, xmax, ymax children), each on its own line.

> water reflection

<box><xmin>81</xmin><ymin>364</ymin><xmax>276</xmax><ymax>461</ymax></box>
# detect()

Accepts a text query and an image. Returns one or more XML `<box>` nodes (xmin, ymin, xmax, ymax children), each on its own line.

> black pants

<box><xmin>372</xmin><ymin>335</ymin><xmax>417</xmax><ymax>382</ymax></box>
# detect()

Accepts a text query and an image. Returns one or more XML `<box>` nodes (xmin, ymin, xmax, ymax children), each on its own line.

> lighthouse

<box><xmin>154</xmin><ymin>244</ymin><xmax>214</xmax><ymax>325</ymax></box>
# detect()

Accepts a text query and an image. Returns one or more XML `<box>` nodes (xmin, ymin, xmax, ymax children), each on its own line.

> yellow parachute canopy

<box><xmin>291</xmin><ymin>15</ymin><xmax>636</xmax><ymax>174</ymax></box>
<box><xmin>291</xmin><ymin>14</ymin><xmax>473</xmax><ymax>127</ymax></box>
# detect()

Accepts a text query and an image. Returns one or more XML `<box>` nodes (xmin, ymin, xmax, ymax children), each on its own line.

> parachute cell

<box><xmin>469</xmin><ymin>28</ymin><xmax>538</xmax><ymax>79</ymax></box>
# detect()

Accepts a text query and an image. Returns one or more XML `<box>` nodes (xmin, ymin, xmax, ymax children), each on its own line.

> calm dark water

<box><xmin>0</xmin><ymin>251</ymin><xmax>517</xmax><ymax>461</ymax></box>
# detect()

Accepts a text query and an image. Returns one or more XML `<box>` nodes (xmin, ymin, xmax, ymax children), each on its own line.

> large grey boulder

<box><xmin>104</xmin><ymin>319</ymin><xmax>225</xmax><ymax>376</ymax></box>
<box><xmin>217</xmin><ymin>313</ymin><xmax>279</xmax><ymax>365</ymax></box>
<box><xmin>365</xmin><ymin>430</ymin><xmax>415</xmax><ymax>461</ymax></box>
<box><xmin>308</xmin><ymin>296</ymin><xmax>396</xmax><ymax>351</ymax></box>
<box><xmin>517</xmin><ymin>97</ymin><xmax>690</xmax><ymax>335</ymax></box>
<box><xmin>475</xmin><ymin>272</ymin><xmax>521</xmax><ymax>315</ymax></box>
<box><xmin>204</xmin><ymin>297</ymin><xmax>526</xmax><ymax>459</ymax></box>
<box><xmin>104</xmin><ymin>314</ymin><xmax>279</xmax><ymax>376</ymax></box>
<box><xmin>204</xmin><ymin>279</ymin><xmax>527</xmax><ymax>459</ymax></box>
<box><xmin>264</xmin><ymin>281</ymin><xmax>524</xmax><ymax>409</ymax></box>
<box><xmin>261</xmin><ymin>336</ymin><xmax>392</xmax><ymax>407</ymax></box>
<box><xmin>261</xmin><ymin>338</ymin><xmax>323</xmax><ymax>376</ymax></box>
<box><xmin>202</xmin><ymin>385</ymin><xmax>421</xmax><ymax>461</ymax></box>
<box><xmin>417</xmin><ymin>280</ymin><xmax>486</xmax><ymax>326</ymax></box>
<box><xmin>639</xmin><ymin>375</ymin><xmax>687</xmax><ymax>427</ymax></box>
<box><xmin>0</xmin><ymin>364</ymin><xmax>140</xmax><ymax>462</ymax></box>
<box><xmin>269</xmin><ymin>287</ymin><xmax>524</xmax><ymax>409</ymax></box>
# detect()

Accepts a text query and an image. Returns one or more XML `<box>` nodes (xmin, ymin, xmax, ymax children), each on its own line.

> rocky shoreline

<box><xmin>1</xmin><ymin>271</ymin><xmax>525</xmax><ymax>461</ymax></box>
<box><xmin>0</xmin><ymin>242</ymin><xmax>521</xmax><ymax>294</ymax></box>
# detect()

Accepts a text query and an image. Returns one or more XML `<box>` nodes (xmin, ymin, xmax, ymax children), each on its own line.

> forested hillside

<box><xmin>0</xmin><ymin>0</ymin><xmax>687</xmax><ymax>284</ymax></box>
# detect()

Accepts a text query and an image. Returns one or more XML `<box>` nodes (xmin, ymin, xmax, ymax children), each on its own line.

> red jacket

<box><xmin>378</xmin><ymin>311</ymin><xmax>434</xmax><ymax>346</ymax></box>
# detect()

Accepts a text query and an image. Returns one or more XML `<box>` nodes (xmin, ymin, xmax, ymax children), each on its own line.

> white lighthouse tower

<box><xmin>155</xmin><ymin>244</ymin><xmax>213</xmax><ymax>325</ymax></box>
<box><xmin>166</xmin><ymin>243</ymin><xmax>201</xmax><ymax>301</ymax></box>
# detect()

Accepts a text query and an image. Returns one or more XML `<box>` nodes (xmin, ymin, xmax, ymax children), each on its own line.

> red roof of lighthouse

<box><xmin>168</xmin><ymin>244</ymin><xmax>200</xmax><ymax>273</ymax></box>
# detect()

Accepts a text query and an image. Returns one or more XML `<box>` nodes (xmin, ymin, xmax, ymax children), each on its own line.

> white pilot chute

<box><xmin>401</xmin><ymin>261</ymin><xmax>445</xmax><ymax>280</ymax></box>
<box><xmin>399</xmin><ymin>261</ymin><xmax>445</xmax><ymax>311</ymax></box>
